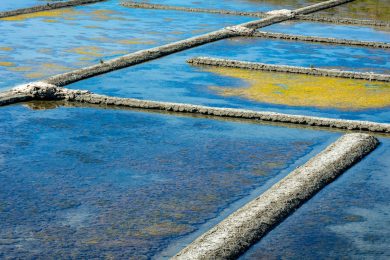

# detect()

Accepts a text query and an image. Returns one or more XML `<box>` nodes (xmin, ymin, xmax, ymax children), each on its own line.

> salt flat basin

<box><xmin>68</xmin><ymin>38</ymin><xmax>390</xmax><ymax>123</ymax></box>
<box><xmin>0</xmin><ymin>0</ymin><xmax>251</xmax><ymax>89</ymax></box>
<box><xmin>128</xmin><ymin>0</ymin><xmax>389</xmax><ymax>23</ymax></box>
<box><xmin>262</xmin><ymin>21</ymin><xmax>390</xmax><ymax>41</ymax></box>
<box><xmin>0</xmin><ymin>0</ymin><xmax>68</xmax><ymax>11</ymax></box>
<box><xmin>241</xmin><ymin>137</ymin><xmax>390</xmax><ymax>259</ymax></box>
<box><xmin>0</xmin><ymin>104</ymin><xmax>338</xmax><ymax>258</ymax></box>
<box><xmin>121</xmin><ymin>0</ymin><xmax>310</xmax><ymax>13</ymax></box>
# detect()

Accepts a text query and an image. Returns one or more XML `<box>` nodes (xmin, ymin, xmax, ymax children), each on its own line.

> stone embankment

<box><xmin>174</xmin><ymin>133</ymin><xmax>379</xmax><ymax>259</ymax></box>
<box><xmin>188</xmin><ymin>57</ymin><xmax>390</xmax><ymax>82</ymax></box>
<box><xmin>0</xmin><ymin>0</ymin><xmax>105</xmax><ymax>19</ymax></box>
<box><xmin>3</xmin><ymin>83</ymin><xmax>390</xmax><ymax>134</ymax></box>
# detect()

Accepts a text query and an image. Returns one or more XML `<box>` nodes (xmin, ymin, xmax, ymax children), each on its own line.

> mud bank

<box><xmin>3</xmin><ymin>83</ymin><xmax>390</xmax><ymax>133</ymax></box>
<box><xmin>188</xmin><ymin>57</ymin><xmax>390</xmax><ymax>82</ymax></box>
<box><xmin>252</xmin><ymin>31</ymin><xmax>390</xmax><ymax>48</ymax></box>
<box><xmin>173</xmin><ymin>133</ymin><xmax>379</xmax><ymax>259</ymax></box>
<box><xmin>39</xmin><ymin>0</ymin><xmax>355</xmax><ymax>86</ymax></box>
<box><xmin>0</xmin><ymin>0</ymin><xmax>105</xmax><ymax>19</ymax></box>
<box><xmin>121</xmin><ymin>1</ymin><xmax>387</xmax><ymax>27</ymax></box>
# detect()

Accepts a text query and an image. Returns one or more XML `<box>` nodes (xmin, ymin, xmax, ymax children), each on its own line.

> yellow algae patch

<box><xmin>37</xmin><ymin>48</ymin><xmax>53</xmax><ymax>54</ymax></box>
<box><xmin>25</xmin><ymin>72</ymin><xmax>45</xmax><ymax>79</ymax></box>
<box><xmin>142</xmin><ymin>222</ymin><xmax>189</xmax><ymax>237</ymax></box>
<box><xmin>22</xmin><ymin>63</ymin><xmax>73</xmax><ymax>79</ymax></box>
<box><xmin>9</xmin><ymin>66</ymin><xmax>32</xmax><ymax>72</ymax></box>
<box><xmin>1</xmin><ymin>9</ymin><xmax>81</xmax><ymax>21</ymax></box>
<box><xmin>67</xmin><ymin>46</ymin><xmax>105</xmax><ymax>57</ymax></box>
<box><xmin>117</xmin><ymin>39</ymin><xmax>156</xmax><ymax>45</ymax></box>
<box><xmin>90</xmin><ymin>9</ymin><xmax>118</xmax><ymax>20</ymax></box>
<box><xmin>206</xmin><ymin>67</ymin><xmax>390</xmax><ymax>110</ymax></box>
<box><xmin>78</xmin><ymin>56</ymin><xmax>95</xmax><ymax>61</ymax></box>
<box><xmin>170</xmin><ymin>31</ymin><xmax>184</xmax><ymax>35</ymax></box>
<box><xmin>90</xmin><ymin>37</ymin><xmax>112</xmax><ymax>43</ymax></box>
<box><xmin>43</xmin><ymin>19</ymin><xmax>58</xmax><ymax>23</ymax></box>
<box><xmin>41</xmin><ymin>63</ymin><xmax>73</xmax><ymax>72</ymax></box>
<box><xmin>0</xmin><ymin>61</ymin><xmax>14</xmax><ymax>67</ymax></box>
<box><xmin>0</xmin><ymin>47</ymin><xmax>13</xmax><ymax>51</ymax></box>
<box><xmin>83</xmin><ymin>25</ymin><xmax>103</xmax><ymax>29</ymax></box>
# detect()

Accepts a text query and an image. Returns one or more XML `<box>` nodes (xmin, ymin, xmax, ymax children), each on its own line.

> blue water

<box><xmin>0</xmin><ymin>104</ymin><xmax>338</xmax><ymax>258</ymax></box>
<box><xmin>132</xmin><ymin>0</ymin><xmax>389</xmax><ymax>22</ymax></box>
<box><xmin>68</xmin><ymin>38</ymin><xmax>390</xmax><ymax>123</ymax></box>
<box><xmin>0</xmin><ymin>0</ymin><xmax>252</xmax><ymax>89</ymax></box>
<box><xmin>241</xmin><ymin>138</ymin><xmax>390</xmax><ymax>259</ymax></box>
<box><xmin>129</xmin><ymin>0</ymin><xmax>314</xmax><ymax>12</ymax></box>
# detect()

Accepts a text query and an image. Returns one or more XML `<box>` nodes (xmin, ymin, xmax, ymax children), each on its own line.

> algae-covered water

<box><xmin>0</xmin><ymin>104</ymin><xmax>338</xmax><ymax>258</ymax></box>
<box><xmin>68</xmin><ymin>38</ymin><xmax>390</xmax><ymax>123</ymax></box>
<box><xmin>1</xmin><ymin>0</ymin><xmax>388</xmax><ymax>90</ymax></box>
<box><xmin>0</xmin><ymin>0</ymin><xmax>389</xmax><ymax>258</ymax></box>
<box><xmin>241</xmin><ymin>138</ymin><xmax>390</xmax><ymax>259</ymax></box>
<box><xmin>0</xmin><ymin>0</ymin><xmax>252</xmax><ymax>89</ymax></box>
<box><xmin>132</xmin><ymin>0</ymin><xmax>389</xmax><ymax>22</ymax></box>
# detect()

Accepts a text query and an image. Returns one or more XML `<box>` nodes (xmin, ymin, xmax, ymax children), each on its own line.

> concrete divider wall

<box><xmin>121</xmin><ymin>2</ymin><xmax>265</xmax><ymax>17</ymax></box>
<box><xmin>0</xmin><ymin>0</ymin><xmax>106</xmax><ymax>18</ymax></box>
<box><xmin>173</xmin><ymin>133</ymin><xmax>379</xmax><ymax>259</ymax></box>
<box><xmin>121</xmin><ymin>1</ymin><xmax>388</xmax><ymax>27</ymax></box>
<box><xmin>252</xmin><ymin>31</ymin><xmax>390</xmax><ymax>48</ymax></box>
<box><xmin>188</xmin><ymin>57</ymin><xmax>390</xmax><ymax>82</ymax></box>
<box><xmin>4</xmin><ymin>83</ymin><xmax>390</xmax><ymax>134</ymax></box>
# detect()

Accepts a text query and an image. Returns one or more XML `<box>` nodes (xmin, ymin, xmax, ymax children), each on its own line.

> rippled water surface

<box><xmin>0</xmin><ymin>0</ymin><xmax>251</xmax><ymax>89</ymax></box>
<box><xmin>0</xmin><ymin>104</ymin><xmax>338</xmax><ymax>258</ymax></box>
<box><xmin>133</xmin><ymin>0</ymin><xmax>389</xmax><ymax>22</ymax></box>
<box><xmin>241</xmin><ymin>138</ymin><xmax>390</xmax><ymax>259</ymax></box>
<box><xmin>68</xmin><ymin>38</ymin><xmax>390</xmax><ymax>123</ymax></box>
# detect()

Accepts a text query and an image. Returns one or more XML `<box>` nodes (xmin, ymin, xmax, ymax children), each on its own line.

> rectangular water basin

<box><xmin>0</xmin><ymin>103</ymin><xmax>339</xmax><ymax>258</ymax></box>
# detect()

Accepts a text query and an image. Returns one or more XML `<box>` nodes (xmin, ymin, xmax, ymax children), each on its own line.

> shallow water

<box><xmin>130</xmin><ymin>0</ymin><xmax>313</xmax><ymax>12</ymax></box>
<box><xmin>0</xmin><ymin>0</ymin><xmax>251</xmax><ymax>89</ymax></box>
<box><xmin>0</xmin><ymin>104</ymin><xmax>338</xmax><ymax>258</ymax></box>
<box><xmin>133</xmin><ymin>0</ymin><xmax>389</xmax><ymax>22</ymax></box>
<box><xmin>241</xmin><ymin>138</ymin><xmax>390</xmax><ymax>259</ymax></box>
<box><xmin>68</xmin><ymin>38</ymin><xmax>390</xmax><ymax>123</ymax></box>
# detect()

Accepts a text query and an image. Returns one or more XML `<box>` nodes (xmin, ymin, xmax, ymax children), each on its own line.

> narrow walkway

<box><xmin>188</xmin><ymin>57</ymin><xmax>390</xmax><ymax>82</ymax></box>
<box><xmin>0</xmin><ymin>0</ymin><xmax>106</xmax><ymax>18</ymax></box>
<box><xmin>251</xmin><ymin>31</ymin><xmax>390</xmax><ymax>49</ymax></box>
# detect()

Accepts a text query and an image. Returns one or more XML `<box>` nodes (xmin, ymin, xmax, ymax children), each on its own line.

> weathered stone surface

<box><xmin>188</xmin><ymin>57</ymin><xmax>390</xmax><ymax>82</ymax></box>
<box><xmin>0</xmin><ymin>0</ymin><xmax>105</xmax><ymax>19</ymax></box>
<box><xmin>173</xmin><ymin>133</ymin><xmax>379</xmax><ymax>259</ymax></box>
<box><xmin>252</xmin><ymin>31</ymin><xmax>390</xmax><ymax>48</ymax></box>
<box><xmin>122</xmin><ymin>0</ymin><xmax>388</xmax><ymax>27</ymax></box>
<box><xmin>3</xmin><ymin>84</ymin><xmax>390</xmax><ymax>133</ymax></box>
